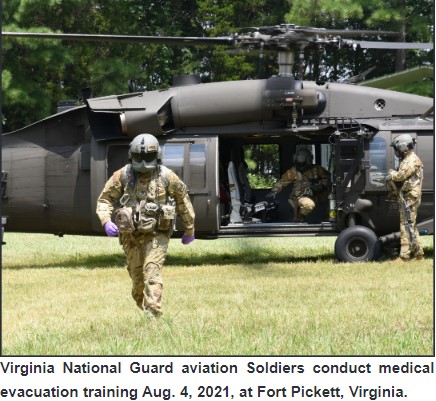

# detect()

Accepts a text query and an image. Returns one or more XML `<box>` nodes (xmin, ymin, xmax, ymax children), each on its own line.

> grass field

<box><xmin>1</xmin><ymin>232</ymin><xmax>434</xmax><ymax>356</ymax></box>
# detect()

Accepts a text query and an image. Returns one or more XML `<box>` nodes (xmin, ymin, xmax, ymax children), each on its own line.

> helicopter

<box><xmin>1</xmin><ymin>24</ymin><xmax>434</xmax><ymax>262</ymax></box>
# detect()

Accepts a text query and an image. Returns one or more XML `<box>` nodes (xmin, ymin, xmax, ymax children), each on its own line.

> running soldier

<box><xmin>386</xmin><ymin>134</ymin><xmax>424</xmax><ymax>262</ymax></box>
<box><xmin>96</xmin><ymin>134</ymin><xmax>195</xmax><ymax>317</ymax></box>
<box><xmin>267</xmin><ymin>148</ymin><xmax>330</xmax><ymax>222</ymax></box>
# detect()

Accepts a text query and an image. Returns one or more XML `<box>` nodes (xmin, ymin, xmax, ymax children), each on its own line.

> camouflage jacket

<box><xmin>273</xmin><ymin>164</ymin><xmax>330</xmax><ymax>200</ymax></box>
<box><xmin>389</xmin><ymin>151</ymin><xmax>423</xmax><ymax>199</ymax></box>
<box><xmin>96</xmin><ymin>164</ymin><xmax>195</xmax><ymax>235</ymax></box>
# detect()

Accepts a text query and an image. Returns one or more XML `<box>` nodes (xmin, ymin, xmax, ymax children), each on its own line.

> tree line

<box><xmin>2</xmin><ymin>0</ymin><xmax>433</xmax><ymax>132</ymax></box>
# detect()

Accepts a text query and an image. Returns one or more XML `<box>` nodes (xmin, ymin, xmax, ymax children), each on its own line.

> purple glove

<box><xmin>104</xmin><ymin>221</ymin><xmax>119</xmax><ymax>237</ymax></box>
<box><xmin>181</xmin><ymin>233</ymin><xmax>195</xmax><ymax>245</ymax></box>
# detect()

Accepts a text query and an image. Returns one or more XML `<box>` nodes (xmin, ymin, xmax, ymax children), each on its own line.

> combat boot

<box><xmin>144</xmin><ymin>305</ymin><xmax>162</xmax><ymax>318</ymax></box>
<box><xmin>414</xmin><ymin>254</ymin><xmax>425</xmax><ymax>261</ymax></box>
<box><xmin>295</xmin><ymin>213</ymin><xmax>306</xmax><ymax>223</ymax></box>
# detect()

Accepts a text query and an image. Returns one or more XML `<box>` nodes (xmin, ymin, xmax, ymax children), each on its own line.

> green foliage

<box><xmin>243</xmin><ymin>144</ymin><xmax>281</xmax><ymax>189</ymax></box>
<box><xmin>247</xmin><ymin>173</ymin><xmax>276</xmax><ymax>189</ymax></box>
<box><xmin>2</xmin><ymin>0</ymin><xmax>207</xmax><ymax>131</ymax></box>
<box><xmin>285</xmin><ymin>0</ymin><xmax>434</xmax><ymax>82</ymax></box>
<box><xmin>391</xmin><ymin>81</ymin><xmax>434</xmax><ymax>97</ymax></box>
<box><xmin>2</xmin><ymin>22</ymin><xmax>73</xmax><ymax>130</ymax></box>
<box><xmin>285</xmin><ymin>0</ymin><xmax>364</xmax><ymax>25</ymax></box>
<box><xmin>2</xmin><ymin>69</ymin><xmax>12</xmax><ymax>90</ymax></box>
<box><xmin>197</xmin><ymin>0</ymin><xmax>289</xmax><ymax>80</ymax></box>
<box><xmin>2</xmin><ymin>0</ymin><xmax>433</xmax><ymax>131</ymax></box>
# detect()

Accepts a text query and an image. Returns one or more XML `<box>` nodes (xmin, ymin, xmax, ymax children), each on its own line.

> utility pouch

<box><xmin>134</xmin><ymin>201</ymin><xmax>158</xmax><ymax>234</ymax></box>
<box><xmin>134</xmin><ymin>212</ymin><xmax>157</xmax><ymax>234</ymax></box>
<box><xmin>157</xmin><ymin>205</ymin><xmax>176</xmax><ymax>231</ymax></box>
<box><xmin>139</xmin><ymin>201</ymin><xmax>158</xmax><ymax>216</ymax></box>
<box><xmin>114</xmin><ymin>207</ymin><xmax>134</xmax><ymax>233</ymax></box>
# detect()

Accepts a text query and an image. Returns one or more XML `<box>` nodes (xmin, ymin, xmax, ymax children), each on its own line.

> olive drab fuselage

<box><xmin>1</xmin><ymin>74</ymin><xmax>433</xmax><ymax>263</ymax></box>
<box><xmin>1</xmin><ymin>26</ymin><xmax>434</xmax><ymax>263</ymax></box>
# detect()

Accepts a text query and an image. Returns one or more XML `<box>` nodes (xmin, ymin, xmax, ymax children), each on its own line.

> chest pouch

<box><xmin>134</xmin><ymin>201</ymin><xmax>158</xmax><ymax>234</ymax></box>
<box><xmin>114</xmin><ymin>207</ymin><xmax>134</xmax><ymax>233</ymax></box>
<box><xmin>157</xmin><ymin>204</ymin><xmax>176</xmax><ymax>231</ymax></box>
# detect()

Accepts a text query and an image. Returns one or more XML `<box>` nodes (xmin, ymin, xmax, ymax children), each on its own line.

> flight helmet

<box><xmin>128</xmin><ymin>134</ymin><xmax>162</xmax><ymax>174</ymax></box>
<box><xmin>293</xmin><ymin>148</ymin><xmax>313</xmax><ymax>170</ymax></box>
<box><xmin>391</xmin><ymin>134</ymin><xmax>415</xmax><ymax>157</ymax></box>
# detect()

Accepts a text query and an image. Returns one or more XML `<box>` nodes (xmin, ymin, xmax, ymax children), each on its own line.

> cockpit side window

<box><xmin>161</xmin><ymin>144</ymin><xmax>184</xmax><ymax>179</ymax></box>
<box><xmin>189</xmin><ymin>143</ymin><xmax>206</xmax><ymax>189</ymax></box>
<box><xmin>162</xmin><ymin>143</ymin><xmax>207</xmax><ymax>190</ymax></box>
<box><xmin>369</xmin><ymin>137</ymin><xmax>387</xmax><ymax>188</ymax></box>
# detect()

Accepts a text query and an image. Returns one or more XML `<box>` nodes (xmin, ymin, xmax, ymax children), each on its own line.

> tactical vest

<box><xmin>290</xmin><ymin>165</ymin><xmax>328</xmax><ymax>200</ymax></box>
<box><xmin>400</xmin><ymin>154</ymin><xmax>423</xmax><ymax>195</ymax></box>
<box><xmin>114</xmin><ymin>164</ymin><xmax>175</xmax><ymax>234</ymax></box>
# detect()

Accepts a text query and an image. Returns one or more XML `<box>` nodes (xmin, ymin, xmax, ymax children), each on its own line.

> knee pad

<box><xmin>298</xmin><ymin>197</ymin><xmax>315</xmax><ymax>215</ymax></box>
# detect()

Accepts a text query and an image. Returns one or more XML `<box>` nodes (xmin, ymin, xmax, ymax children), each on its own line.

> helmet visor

<box><xmin>131</xmin><ymin>152</ymin><xmax>157</xmax><ymax>163</ymax></box>
<box><xmin>296</xmin><ymin>154</ymin><xmax>307</xmax><ymax>164</ymax></box>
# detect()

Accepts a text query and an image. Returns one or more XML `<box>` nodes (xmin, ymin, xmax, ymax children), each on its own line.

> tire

<box><xmin>334</xmin><ymin>225</ymin><xmax>381</xmax><ymax>262</ymax></box>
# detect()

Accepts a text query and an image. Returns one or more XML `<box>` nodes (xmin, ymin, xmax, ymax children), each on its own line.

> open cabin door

<box><xmin>161</xmin><ymin>136</ymin><xmax>219</xmax><ymax>234</ymax></box>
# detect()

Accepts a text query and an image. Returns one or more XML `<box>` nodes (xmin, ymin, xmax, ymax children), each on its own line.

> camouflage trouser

<box><xmin>399</xmin><ymin>194</ymin><xmax>423</xmax><ymax>260</ymax></box>
<box><xmin>289</xmin><ymin>196</ymin><xmax>315</xmax><ymax>222</ymax></box>
<box><xmin>121</xmin><ymin>232</ymin><xmax>170</xmax><ymax>315</ymax></box>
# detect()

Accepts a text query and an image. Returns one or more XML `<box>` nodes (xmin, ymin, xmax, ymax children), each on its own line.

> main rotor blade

<box><xmin>2</xmin><ymin>31</ymin><xmax>235</xmax><ymax>46</ymax></box>
<box><xmin>297</xmin><ymin>28</ymin><xmax>399</xmax><ymax>38</ymax></box>
<box><xmin>357</xmin><ymin>41</ymin><xmax>433</xmax><ymax>49</ymax></box>
<box><xmin>3</xmin><ymin>31</ymin><xmax>432</xmax><ymax>51</ymax></box>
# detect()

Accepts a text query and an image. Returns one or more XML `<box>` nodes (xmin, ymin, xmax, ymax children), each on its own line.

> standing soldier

<box><xmin>386</xmin><ymin>134</ymin><xmax>424</xmax><ymax>262</ymax></box>
<box><xmin>96</xmin><ymin>133</ymin><xmax>195</xmax><ymax>317</ymax></box>
<box><xmin>267</xmin><ymin>148</ymin><xmax>330</xmax><ymax>222</ymax></box>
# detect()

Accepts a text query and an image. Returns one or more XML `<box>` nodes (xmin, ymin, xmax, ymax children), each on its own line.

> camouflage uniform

<box><xmin>387</xmin><ymin>152</ymin><xmax>424</xmax><ymax>260</ymax></box>
<box><xmin>96</xmin><ymin>164</ymin><xmax>195</xmax><ymax>315</ymax></box>
<box><xmin>272</xmin><ymin>165</ymin><xmax>330</xmax><ymax>222</ymax></box>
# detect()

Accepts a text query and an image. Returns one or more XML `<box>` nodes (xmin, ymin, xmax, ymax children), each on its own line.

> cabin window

<box><xmin>189</xmin><ymin>143</ymin><xmax>206</xmax><ymax>189</ymax></box>
<box><xmin>369</xmin><ymin>137</ymin><xmax>387</xmax><ymax>187</ymax></box>
<box><xmin>161</xmin><ymin>144</ymin><xmax>184</xmax><ymax>178</ymax></box>
<box><xmin>161</xmin><ymin>143</ymin><xmax>206</xmax><ymax>189</ymax></box>
<box><xmin>242</xmin><ymin>144</ymin><xmax>280</xmax><ymax>189</ymax></box>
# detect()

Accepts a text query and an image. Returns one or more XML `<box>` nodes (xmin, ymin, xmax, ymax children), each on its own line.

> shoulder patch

<box><xmin>177</xmin><ymin>181</ymin><xmax>187</xmax><ymax>192</ymax></box>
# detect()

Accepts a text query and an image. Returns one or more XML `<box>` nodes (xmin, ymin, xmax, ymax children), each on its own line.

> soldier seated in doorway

<box><xmin>266</xmin><ymin>148</ymin><xmax>330</xmax><ymax>222</ymax></box>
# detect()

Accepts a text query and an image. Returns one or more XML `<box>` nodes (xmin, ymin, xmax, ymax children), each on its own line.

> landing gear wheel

<box><xmin>334</xmin><ymin>225</ymin><xmax>381</xmax><ymax>262</ymax></box>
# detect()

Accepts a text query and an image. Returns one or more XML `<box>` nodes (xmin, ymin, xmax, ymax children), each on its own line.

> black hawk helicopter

<box><xmin>1</xmin><ymin>24</ymin><xmax>434</xmax><ymax>262</ymax></box>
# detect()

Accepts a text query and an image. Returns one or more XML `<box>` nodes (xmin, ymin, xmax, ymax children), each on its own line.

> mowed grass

<box><xmin>1</xmin><ymin>232</ymin><xmax>433</xmax><ymax>356</ymax></box>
